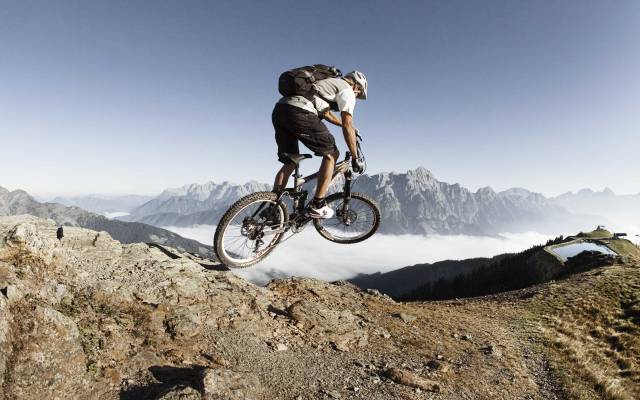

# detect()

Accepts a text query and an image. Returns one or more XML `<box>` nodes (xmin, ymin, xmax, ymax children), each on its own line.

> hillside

<box><xmin>1</xmin><ymin>215</ymin><xmax>638</xmax><ymax>399</ymax></box>
<box><xmin>0</xmin><ymin>186</ymin><xmax>214</xmax><ymax>259</ymax></box>
<box><xmin>349</xmin><ymin>257</ymin><xmax>496</xmax><ymax>298</ymax></box>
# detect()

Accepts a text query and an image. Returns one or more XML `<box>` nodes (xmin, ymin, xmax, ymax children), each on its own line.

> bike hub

<box><xmin>241</xmin><ymin>218</ymin><xmax>262</xmax><ymax>240</ymax></box>
<box><xmin>338</xmin><ymin>209</ymin><xmax>358</xmax><ymax>226</ymax></box>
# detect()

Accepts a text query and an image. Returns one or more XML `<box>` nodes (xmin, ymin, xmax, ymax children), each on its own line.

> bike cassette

<box><xmin>241</xmin><ymin>218</ymin><xmax>262</xmax><ymax>240</ymax></box>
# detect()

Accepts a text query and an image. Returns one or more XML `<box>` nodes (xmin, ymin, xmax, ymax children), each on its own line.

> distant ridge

<box><xmin>550</xmin><ymin>188</ymin><xmax>640</xmax><ymax>230</ymax></box>
<box><xmin>51</xmin><ymin>194</ymin><xmax>153</xmax><ymax>215</ymax></box>
<box><xmin>0</xmin><ymin>186</ymin><xmax>214</xmax><ymax>258</ymax></box>
<box><xmin>120</xmin><ymin>180</ymin><xmax>271</xmax><ymax>226</ymax></box>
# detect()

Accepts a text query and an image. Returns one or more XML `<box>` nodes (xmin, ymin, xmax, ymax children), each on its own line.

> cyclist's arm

<box><xmin>322</xmin><ymin>110</ymin><xmax>342</xmax><ymax>127</ymax></box>
<box><xmin>341</xmin><ymin>112</ymin><xmax>358</xmax><ymax>158</ymax></box>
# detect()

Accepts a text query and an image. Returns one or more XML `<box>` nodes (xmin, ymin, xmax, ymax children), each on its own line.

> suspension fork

<box><xmin>342</xmin><ymin>171</ymin><xmax>352</xmax><ymax>214</ymax></box>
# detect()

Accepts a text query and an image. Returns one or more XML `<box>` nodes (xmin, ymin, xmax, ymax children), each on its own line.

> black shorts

<box><xmin>272</xmin><ymin>103</ymin><xmax>338</xmax><ymax>164</ymax></box>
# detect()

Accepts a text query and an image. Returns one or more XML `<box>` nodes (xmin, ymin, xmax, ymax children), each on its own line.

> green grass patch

<box><xmin>604</xmin><ymin>239</ymin><xmax>640</xmax><ymax>258</ymax></box>
<box><xmin>578</xmin><ymin>229</ymin><xmax>613</xmax><ymax>239</ymax></box>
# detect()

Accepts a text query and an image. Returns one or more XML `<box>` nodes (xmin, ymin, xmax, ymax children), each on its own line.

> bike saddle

<box><xmin>281</xmin><ymin>153</ymin><xmax>312</xmax><ymax>166</ymax></box>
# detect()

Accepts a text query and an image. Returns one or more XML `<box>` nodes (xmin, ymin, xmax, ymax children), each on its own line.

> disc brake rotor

<box><xmin>338</xmin><ymin>209</ymin><xmax>358</xmax><ymax>225</ymax></box>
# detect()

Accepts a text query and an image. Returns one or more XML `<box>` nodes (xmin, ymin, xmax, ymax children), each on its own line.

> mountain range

<box><xmin>118</xmin><ymin>181</ymin><xmax>271</xmax><ymax>226</ymax></box>
<box><xmin>119</xmin><ymin>167</ymin><xmax>602</xmax><ymax>235</ymax></box>
<box><xmin>0</xmin><ymin>186</ymin><xmax>214</xmax><ymax>258</ymax></box>
<box><xmin>551</xmin><ymin>188</ymin><xmax>640</xmax><ymax>231</ymax></box>
<box><xmin>50</xmin><ymin>194</ymin><xmax>153</xmax><ymax>216</ymax></box>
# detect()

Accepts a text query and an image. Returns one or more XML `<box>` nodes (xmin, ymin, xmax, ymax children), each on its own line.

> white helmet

<box><xmin>346</xmin><ymin>70</ymin><xmax>368</xmax><ymax>100</ymax></box>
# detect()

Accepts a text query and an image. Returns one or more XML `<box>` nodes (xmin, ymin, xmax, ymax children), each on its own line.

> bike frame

<box><xmin>251</xmin><ymin>151</ymin><xmax>355</xmax><ymax>232</ymax></box>
<box><xmin>285</xmin><ymin>153</ymin><xmax>352</xmax><ymax>212</ymax></box>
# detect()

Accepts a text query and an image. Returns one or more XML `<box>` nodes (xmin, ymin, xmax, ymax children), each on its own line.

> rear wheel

<box><xmin>214</xmin><ymin>191</ymin><xmax>288</xmax><ymax>268</ymax></box>
<box><xmin>314</xmin><ymin>192</ymin><xmax>380</xmax><ymax>244</ymax></box>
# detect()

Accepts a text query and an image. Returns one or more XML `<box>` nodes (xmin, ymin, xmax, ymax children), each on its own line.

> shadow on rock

<box><xmin>146</xmin><ymin>243</ymin><xmax>230</xmax><ymax>271</ymax></box>
<box><xmin>119</xmin><ymin>365</ymin><xmax>206</xmax><ymax>400</ymax></box>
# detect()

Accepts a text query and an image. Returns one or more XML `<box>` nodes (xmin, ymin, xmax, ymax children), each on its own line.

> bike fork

<box><xmin>342</xmin><ymin>171</ymin><xmax>353</xmax><ymax>214</ymax></box>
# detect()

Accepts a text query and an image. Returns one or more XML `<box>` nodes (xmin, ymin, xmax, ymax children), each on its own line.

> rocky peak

<box><xmin>475</xmin><ymin>186</ymin><xmax>497</xmax><ymax>198</ymax></box>
<box><xmin>406</xmin><ymin>166</ymin><xmax>435</xmax><ymax>181</ymax></box>
<box><xmin>498</xmin><ymin>187</ymin><xmax>533</xmax><ymax>198</ymax></box>
<box><xmin>576</xmin><ymin>188</ymin><xmax>595</xmax><ymax>196</ymax></box>
<box><xmin>130</xmin><ymin>181</ymin><xmax>272</xmax><ymax>219</ymax></box>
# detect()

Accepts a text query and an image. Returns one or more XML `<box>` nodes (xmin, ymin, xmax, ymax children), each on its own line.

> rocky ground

<box><xmin>0</xmin><ymin>215</ymin><xmax>638</xmax><ymax>399</ymax></box>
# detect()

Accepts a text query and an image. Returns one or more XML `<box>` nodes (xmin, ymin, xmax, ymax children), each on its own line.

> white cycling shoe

<box><xmin>307</xmin><ymin>204</ymin><xmax>335</xmax><ymax>219</ymax></box>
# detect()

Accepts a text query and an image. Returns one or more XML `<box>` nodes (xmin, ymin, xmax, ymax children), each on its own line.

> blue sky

<box><xmin>1</xmin><ymin>0</ymin><xmax>639</xmax><ymax>196</ymax></box>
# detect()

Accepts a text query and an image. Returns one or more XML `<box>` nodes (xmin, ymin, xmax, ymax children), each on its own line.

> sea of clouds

<box><xmin>163</xmin><ymin>225</ymin><xmax>558</xmax><ymax>285</ymax></box>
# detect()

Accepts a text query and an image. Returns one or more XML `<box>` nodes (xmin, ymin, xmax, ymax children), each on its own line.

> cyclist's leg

<box><xmin>273</xmin><ymin>163</ymin><xmax>295</xmax><ymax>191</ymax></box>
<box><xmin>272</xmin><ymin>104</ymin><xmax>300</xmax><ymax>191</ymax></box>
<box><xmin>291</xmin><ymin>115</ymin><xmax>340</xmax><ymax>205</ymax></box>
<box><xmin>273</xmin><ymin>104</ymin><xmax>340</xmax><ymax>201</ymax></box>
<box><xmin>315</xmin><ymin>149</ymin><xmax>339</xmax><ymax>199</ymax></box>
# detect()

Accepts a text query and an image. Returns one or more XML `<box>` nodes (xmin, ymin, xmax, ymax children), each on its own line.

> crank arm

<box><xmin>258</xmin><ymin>227</ymin><xmax>288</xmax><ymax>236</ymax></box>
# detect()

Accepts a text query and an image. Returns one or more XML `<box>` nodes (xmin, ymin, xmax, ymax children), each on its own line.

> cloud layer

<box><xmin>163</xmin><ymin>225</ymin><xmax>555</xmax><ymax>285</ymax></box>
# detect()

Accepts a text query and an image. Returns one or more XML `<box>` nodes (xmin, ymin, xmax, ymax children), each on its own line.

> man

<box><xmin>271</xmin><ymin>70</ymin><xmax>368</xmax><ymax>218</ymax></box>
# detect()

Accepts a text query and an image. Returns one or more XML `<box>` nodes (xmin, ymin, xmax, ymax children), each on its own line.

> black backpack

<box><xmin>278</xmin><ymin>64</ymin><xmax>342</xmax><ymax>98</ymax></box>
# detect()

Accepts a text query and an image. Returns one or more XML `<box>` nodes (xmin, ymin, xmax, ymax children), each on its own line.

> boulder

<box><xmin>156</xmin><ymin>385</ymin><xmax>202</xmax><ymax>400</ymax></box>
<box><xmin>4</xmin><ymin>305</ymin><xmax>92</xmax><ymax>399</ymax></box>
<box><xmin>385</xmin><ymin>368</ymin><xmax>440</xmax><ymax>392</ymax></box>
<box><xmin>286</xmin><ymin>299</ymin><xmax>368</xmax><ymax>349</ymax></box>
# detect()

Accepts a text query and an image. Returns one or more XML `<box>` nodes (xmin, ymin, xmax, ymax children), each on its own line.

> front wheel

<box><xmin>314</xmin><ymin>192</ymin><xmax>380</xmax><ymax>244</ymax></box>
<box><xmin>214</xmin><ymin>191</ymin><xmax>289</xmax><ymax>268</ymax></box>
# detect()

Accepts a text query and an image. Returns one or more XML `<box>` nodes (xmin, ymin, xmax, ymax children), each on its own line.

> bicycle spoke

<box><xmin>318</xmin><ymin>196</ymin><xmax>377</xmax><ymax>241</ymax></box>
<box><xmin>218</xmin><ymin>196</ymin><xmax>287</xmax><ymax>266</ymax></box>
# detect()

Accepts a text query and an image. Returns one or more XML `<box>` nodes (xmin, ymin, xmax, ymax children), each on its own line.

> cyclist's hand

<box><xmin>352</xmin><ymin>157</ymin><xmax>364</xmax><ymax>173</ymax></box>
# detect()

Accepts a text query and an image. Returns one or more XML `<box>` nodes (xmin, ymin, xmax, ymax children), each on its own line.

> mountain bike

<box><xmin>213</xmin><ymin>133</ymin><xmax>381</xmax><ymax>268</ymax></box>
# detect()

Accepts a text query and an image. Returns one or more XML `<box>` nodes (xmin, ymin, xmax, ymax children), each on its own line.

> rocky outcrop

<box><xmin>0</xmin><ymin>215</ymin><xmax>271</xmax><ymax>398</ymax></box>
<box><xmin>0</xmin><ymin>216</ymin><xmax>386</xmax><ymax>398</ymax></box>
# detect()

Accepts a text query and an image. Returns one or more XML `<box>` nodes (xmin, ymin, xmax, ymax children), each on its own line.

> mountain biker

<box><xmin>271</xmin><ymin>70</ymin><xmax>368</xmax><ymax>219</ymax></box>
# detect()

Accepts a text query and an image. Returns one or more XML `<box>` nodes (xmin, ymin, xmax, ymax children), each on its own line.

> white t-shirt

<box><xmin>278</xmin><ymin>77</ymin><xmax>356</xmax><ymax>116</ymax></box>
